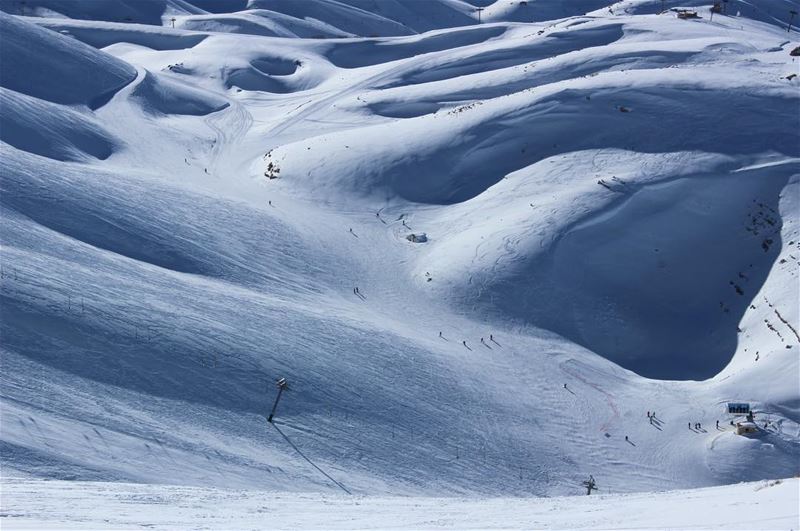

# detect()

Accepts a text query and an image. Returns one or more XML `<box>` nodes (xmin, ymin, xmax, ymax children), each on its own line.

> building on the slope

<box><xmin>727</xmin><ymin>402</ymin><xmax>751</xmax><ymax>415</ymax></box>
<box><xmin>735</xmin><ymin>421</ymin><xmax>759</xmax><ymax>436</ymax></box>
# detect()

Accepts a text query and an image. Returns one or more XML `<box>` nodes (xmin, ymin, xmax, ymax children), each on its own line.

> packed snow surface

<box><xmin>1</xmin><ymin>0</ymin><xmax>799</xmax><ymax>518</ymax></box>
<box><xmin>1</xmin><ymin>477</ymin><xmax>798</xmax><ymax>529</ymax></box>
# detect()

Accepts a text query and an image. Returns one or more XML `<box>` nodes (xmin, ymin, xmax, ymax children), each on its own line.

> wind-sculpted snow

<box><xmin>176</xmin><ymin>10</ymin><xmax>353</xmax><ymax>39</ymax></box>
<box><xmin>325</xmin><ymin>26</ymin><xmax>508</xmax><ymax>68</ymax></box>
<box><xmin>131</xmin><ymin>72</ymin><xmax>229</xmax><ymax>116</ymax></box>
<box><xmin>32</xmin><ymin>19</ymin><xmax>209</xmax><ymax>50</ymax></box>
<box><xmin>0</xmin><ymin>13</ymin><xmax>137</xmax><ymax>107</ymax></box>
<box><xmin>248</xmin><ymin>0</ymin><xmax>413</xmax><ymax>37</ymax></box>
<box><xmin>489</xmin><ymin>165</ymin><xmax>793</xmax><ymax>380</ymax></box>
<box><xmin>0</xmin><ymin>0</ymin><xmax>798</xmax><ymax>506</ymax></box>
<box><xmin>0</xmin><ymin>0</ymin><xmax>200</xmax><ymax>25</ymax></box>
<box><xmin>0</xmin><ymin>89</ymin><xmax>118</xmax><ymax>161</ymax></box>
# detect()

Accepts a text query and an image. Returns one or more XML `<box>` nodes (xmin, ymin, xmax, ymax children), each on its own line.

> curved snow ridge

<box><xmin>267</xmin><ymin>61</ymin><xmax>799</xmax><ymax>207</ymax></box>
<box><xmin>0</xmin><ymin>0</ymin><xmax>204</xmax><ymax>25</ymax></box>
<box><xmin>325</xmin><ymin>25</ymin><xmax>508</xmax><ymax>69</ymax></box>
<box><xmin>248</xmin><ymin>0</ymin><xmax>414</xmax><ymax>37</ymax></box>
<box><xmin>177</xmin><ymin>10</ymin><xmax>352</xmax><ymax>39</ymax></box>
<box><xmin>599</xmin><ymin>0</ymin><xmax>800</xmax><ymax>30</ymax></box>
<box><xmin>0</xmin><ymin>88</ymin><xmax>119</xmax><ymax>162</ymax></box>
<box><xmin>362</xmin><ymin>44</ymin><xmax>710</xmax><ymax>119</ymax></box>
<box><xmin>131</xmin><ymin>71</ymin><xmax>230</xmax><ymax>116</ymax></box>
<box><xmin>0</xmin><ymin>13</ymin><xmax>137</xmax><ymax>108</ymax></box>
<box><xmin>32</xmin><ymin>18</ymin><xmax>210</xmax><ymax>51</ymax></box>
<box><xmin>374</xmin><ymin>23</ymin><xmax>626</xmax><ymax>89</ymax></box>
<box><xmin>0</xmin><ymin>148</ymin><xmax>330</xmax><ymax>290</ymax></box>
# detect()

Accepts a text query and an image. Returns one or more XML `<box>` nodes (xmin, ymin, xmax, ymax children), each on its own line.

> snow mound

<box><xmin>131</xmin><ymin>71</ymin><xmax>229</xmax><ymax>116</ymax></box>
<box><xmin>0</xmin><ymin>12</ymin><xmax>136</xmax><ymax>107</ymax></box>
<box><xmin>334</xmin><ymin>0</ymin><xmax>476</xmax><ymax>33</ymax></box>
<box><xmin>176</xmin><ymin>10</ymin><xmax>352</xmax><ymax>38</ymax></box>
<box><xmin>0</xmin><ymin>0</ymin><xmax>202</xmax><ymax>25</ymax></box>
<box><xmin>596</xmin><ymin>0</ymin><xmax>800</xmax><ymax>30</ymax></box>
<box><xmin>483</xmin><ymin>0</ymin><xmax>612</xmax><ymax>23</ymax></box>
<box><xmin>0</xmin><ymin>88</ymin><xmax>118</xmax><ymax>161</ymax></box>
<box><xmin>247</xmin><ymin>0</ymin><xmax>413</xmax><ymax>37</ymax></box>
<box><xmin>479</xmin><ymin>164</ymin><xmax>794</xmax><ymax>380</ymax></box>
<box><xmin>33</xmin><ymin>18</ymin><xmax>209</xmax><ymax>50</ymax></box>
<box><xmin>325</xmin><ymin>25</ymin><xmax>508</xmax><ymax>69</ymax></box>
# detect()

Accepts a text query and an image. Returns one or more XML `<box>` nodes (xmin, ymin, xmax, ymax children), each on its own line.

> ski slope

<box><xmin>2</xmin><ymin>477</ymin><xmax>797</xmax><ymax>529</ymax></box>
<box><xmin>1</xmin><ymin>0</ymin><xmax>799</xmax><ymax>515</ymax></box>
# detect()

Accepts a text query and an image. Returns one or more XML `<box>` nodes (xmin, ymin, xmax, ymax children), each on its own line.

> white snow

<box><xmin>1</xmin><ymin>476</ymin><xmax>797</xmax><ymax>529</ymax></box>
<box><xmin>1</xmin><ymin>0</ymin><xmax>799</xmax><ymax>526</ymax></box>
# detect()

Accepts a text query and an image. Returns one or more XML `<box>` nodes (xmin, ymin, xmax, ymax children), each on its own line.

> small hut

<box><xmin>735</xmin><ymin>421</ymin><xmax>759</xmax><ymax>436</ymax></box>
<box><xmin>677</xmin><ymin>10</ymin><xmax>699</xmax><ymax>19</ymax></box>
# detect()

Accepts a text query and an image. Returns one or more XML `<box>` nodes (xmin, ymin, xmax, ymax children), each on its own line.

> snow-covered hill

<box><xmin>1</xmin><ymin>0</ymin><xmax>798</xmax><ymax>513</ymax></box>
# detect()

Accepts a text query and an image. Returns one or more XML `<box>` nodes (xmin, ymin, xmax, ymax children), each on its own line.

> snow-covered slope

<box><xmin>1</xmin><ymin>0</ymin><xmax>798</xmax><ymax>506</ymax></box>
<box><xmin>2</xmin><ymin>477</ymin><xmax>798</xmax><ymax>529</ymax></box>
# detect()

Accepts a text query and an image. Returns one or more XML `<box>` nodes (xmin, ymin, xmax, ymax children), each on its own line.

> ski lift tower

<box><xmin>475</xmin><ymin>7</ymin><xmax>485</xmax><ymax>23</ymax></box>
<box><xmin>267</xmin><ymin>377</ymin><xmax>288</xmax><ymax>423</ymax></box>
<box><xmin>582</xmin><ymin>475</ymin><xmax>598</xmax><ymax>495</ymax></box>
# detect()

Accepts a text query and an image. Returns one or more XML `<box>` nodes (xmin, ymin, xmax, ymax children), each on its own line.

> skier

<box><xmin>439</xmin><ymin>331</ymin><xmax>443</xmax><ymax>338</ymax></box>
<box><xmin>489</xmin><ymin>334</ymin><xmax>494</xmax><ymax>341</ymax></box>
<box><xmin>563</xmin><ymin>383</ymin><xmax>567</xmax><ymax>389</ymax></box>
<box><xmin>688</xmin><ymin>422</ymin><xmax>691</xmax><ymax>429</ymax></box>
<box><xmin>268</xmin><ymin>200</ymin><xmax>272</xmax><ymax>206</ymax></box>
<box><xmin>647</xmin><ymin>411</ymin><xmax>650</xmax><ymax>418</ymax></box>
<box><xmin>625</xmin><ymin>435</ymin><xmax>629</xmax><ymax>442</ymax></box>
<box><xmin>716</xmin><ymin>420</ymin><xmax>719</xmax><ymax>429</ymax></box>
<box><xmin>462</xmin><ymin>340</ymin><xmax>468</xmax><ymax>347</ymax></box>
<box><xmin>480</xmin><ymin>337</ymin><xmax>485</xmax><ymax>344</ymax></box>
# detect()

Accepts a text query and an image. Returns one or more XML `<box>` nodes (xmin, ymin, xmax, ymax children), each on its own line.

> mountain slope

<box><xmin>0</xmin><ymin>0</ymin><xmax>798</xmax><ymax>499</ymax></box>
